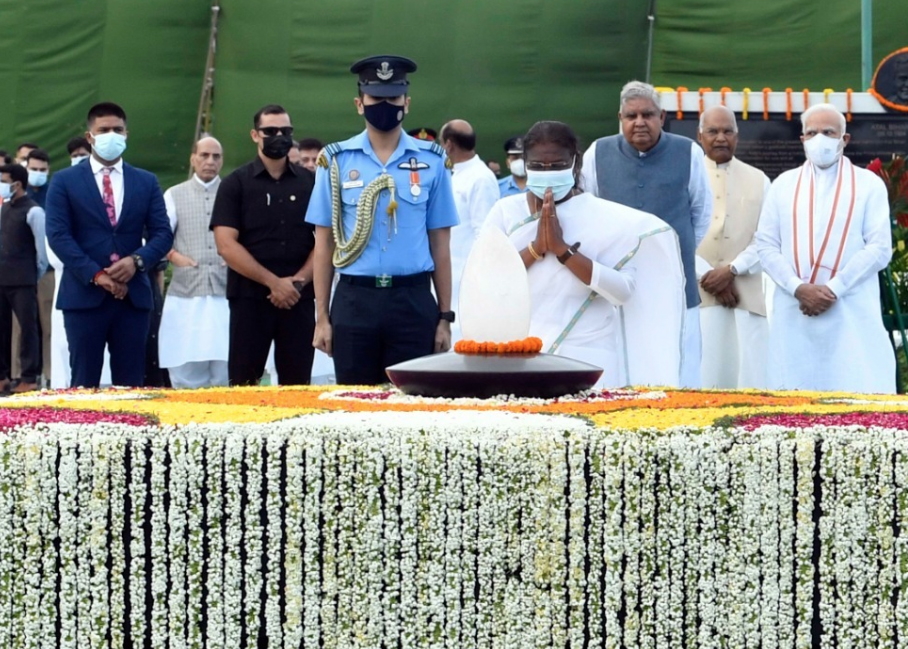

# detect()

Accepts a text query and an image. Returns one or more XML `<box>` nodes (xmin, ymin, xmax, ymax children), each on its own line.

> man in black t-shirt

<box><xmin>210</xmin><ymin>104</ymin><xmax>316</xmax><ymax>385</ymax></box>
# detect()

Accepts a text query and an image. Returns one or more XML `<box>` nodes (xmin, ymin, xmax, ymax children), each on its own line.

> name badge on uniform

<box><xmin>342</xmin><ymin>180</ymin><xmax>364</xmax><ymax>189</ymax></box>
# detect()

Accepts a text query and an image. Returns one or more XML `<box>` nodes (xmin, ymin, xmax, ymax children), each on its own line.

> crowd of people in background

<box><xmin>0</xmin><ymin>59</ymin><xmax>896</xmax><ymax>395</ymax></box>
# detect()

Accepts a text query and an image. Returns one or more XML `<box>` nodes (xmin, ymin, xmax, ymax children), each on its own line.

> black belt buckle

<box><xmin>376</xmin><ymin>274</ymin><xmax>392</xmax><ymax>288</ymax></box>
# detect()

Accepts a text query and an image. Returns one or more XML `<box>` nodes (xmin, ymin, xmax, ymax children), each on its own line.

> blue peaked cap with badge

<box><xmin>351</xmin><ymin>55</ymin><xmax>417</xmax><ymax>98</ymax></box>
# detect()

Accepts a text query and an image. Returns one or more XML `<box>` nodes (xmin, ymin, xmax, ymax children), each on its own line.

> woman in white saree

<box><xmin>483</xmin><ymin>121</ymin><xmax>686</xmax><ymax>387</ymax></box>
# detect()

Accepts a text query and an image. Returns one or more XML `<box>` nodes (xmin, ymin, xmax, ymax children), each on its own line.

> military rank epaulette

<box><xmin>316</xmin><ymin>142</ymin><xmax>343</xmax><ymax>169</ymax></box>
<box><xmin>413</xmin><ymin>139</ymin><xmax>444</xmax><ymax>156</ymax></box>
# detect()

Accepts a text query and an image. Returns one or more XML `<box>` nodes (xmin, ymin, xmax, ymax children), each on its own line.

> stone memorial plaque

<box><xmin>665</xmin><ymin>113</ymin><xmax>907</xmax><ymax>180</ymax></box>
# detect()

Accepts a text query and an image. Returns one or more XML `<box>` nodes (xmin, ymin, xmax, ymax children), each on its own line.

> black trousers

<box><xmin>0</xmin><ymin>285</ymin><xmax>40</xmax><ymax>382</ymax></box>
<box><xmin>331</xmin><ymin>279</ymin><xmax>437</xmax><ymax>385</ymax></box>
<box><xmin>228</xmin><ymin>297</ymin><xmax>315</xmax><ymax>386</ymax></box>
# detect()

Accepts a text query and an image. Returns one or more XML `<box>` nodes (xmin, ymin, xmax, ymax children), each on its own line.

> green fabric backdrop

<box><xmin>652</xmin><ymin>0</ymin><xmax>905</xmax><ymax>92</ymax></box>
<box><xmin>0</xmin><ymin>1</ymin><xmax>901</xmax><ymax>189</ymax></box>
<box><xmin>0</xmin><ymin>0</ymin><xmax>209</xmax><ymax>189</ymax></box>
<box><xmin>212</xmin><ymin>0</ymin><xmax>650</xmax><ymax>174</ymax></box>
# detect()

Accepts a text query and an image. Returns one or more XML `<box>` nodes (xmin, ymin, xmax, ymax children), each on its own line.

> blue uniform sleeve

<box><xmin>424</xmin><ymin>161</ymin><xmax>459</xmax><ymax>230</ymax></box>
<box><xmin>305</xmin><ymin>164</ymin><xmax>334</xmax><ymax>227</ymax></box>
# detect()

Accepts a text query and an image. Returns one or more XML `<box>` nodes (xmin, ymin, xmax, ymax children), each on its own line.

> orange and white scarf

<box><xmin>790</xmin><ymin>157</ymin><xmax>857</xmax><ymax>285</ymax></box>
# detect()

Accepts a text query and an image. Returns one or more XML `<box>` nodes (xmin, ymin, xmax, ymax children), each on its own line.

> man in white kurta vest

<box><xmin>440</xmin><ymin>120</ymin><xmax>500</xmax><ymax>341</ymax></box>
<box><xmin>695</xmin><ymin>106</ymin><xmax>770</xmax><ymax>388</ymax></box>
<box><xmin>755</xmin><ymin>104</ymin><xmax>895</xmax><ymax>393</ymax></box>
<box><xmin>158</xmin><ymin>137</ymin><xmax>230</xmax><ymax>388</ymax></box>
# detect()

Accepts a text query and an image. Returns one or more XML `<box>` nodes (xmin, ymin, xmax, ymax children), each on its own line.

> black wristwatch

<box><xmin>438</xmin><ymin>311</ymin><xmax>456</xmax><ymax>323</ymax></box>
<box><xmin>131</xmin><ymin>253</ymin><xmax>146</xmax><ymax>273</ymax></box>
<box><xmin>557</xmin><ymin>242</ymin><xmax>581</xmax><ymax>265</ymax></box>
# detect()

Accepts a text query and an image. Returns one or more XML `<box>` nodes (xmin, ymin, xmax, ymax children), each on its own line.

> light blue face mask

<box><xmin>524</xmin><ymin>162</ymin><xmax>576</xmax><ymax>201</ymax></box>
<box><xmin>91</xmin><ymin>132</ymin><xmax>127</xmax><ymax>162</ymax></box>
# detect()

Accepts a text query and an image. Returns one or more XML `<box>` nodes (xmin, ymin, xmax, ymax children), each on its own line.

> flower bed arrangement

<box><xmin>2</xmin><ymin>385</ymin><xmax>908</xmax><ymax>648</ymax></box>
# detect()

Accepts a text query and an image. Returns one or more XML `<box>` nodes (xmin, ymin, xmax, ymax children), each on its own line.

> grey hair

<box><xmin>619</xmin><ymin>80</ymin><xmax>661</xmax><ymax>111</ymax></box>
<box><xmin>698</xmin><ymin>105</ymin><xmax>738</xmax><ymax>133</ymax></box>
<box><xmin>800</xmin><ymin>103</ymin><xmax>846</xmax><ymax>135</ymax></box>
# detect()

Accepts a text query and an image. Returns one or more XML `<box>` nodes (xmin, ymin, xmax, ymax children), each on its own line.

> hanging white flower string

<box><xmin>222</xmin><ymin>433</ymin><xmax>244</xmax><ymax>648</ymax></box>
<box><xmin>167</xmin><ymin>433</ymin><xmax>188</xmax><ymax>647</ymax></box>
<box><xmin>109</xmin><ymin>435</ymin><xmax>128</xmax><ymax>649</ymax></box>
<box><xmin>205</xmin><ymin>431</ymin><xmax>226</xmax><ymax>649</ymax></box>
<box><xmin>21</xmin><ymin>433</ymin><xmax>43</xmax><ymax>649</ymax></box>
<box><xmin>57</xmin><ymin>434</ymin><xmax>78</xmax><ymax>649</ymax></box>
<box><xmin>187</xmin><ymin>434</ymin><xmax>206</xmax><ymax>649</ymax></box>
<box><xmin>149</xmin><ymin>435</ymin><xmax>169</xmax><ymax>648</ymax></box>
<box><xmin>283</xmin><ymin>434</ymin><xmax>304</xmax><ymax>648</ymax></box>
<box><xmin>39</xmin><ymin>435</ymin><xmax>59</xmax><ymax>649</ymax></box>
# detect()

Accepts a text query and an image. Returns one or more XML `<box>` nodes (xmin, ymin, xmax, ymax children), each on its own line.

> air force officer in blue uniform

<box><xmin>46</xmin><ymin>102</ymin><xmax>173</xmax><ymax>388</ymax></box>
<box><xmin>305</xmin><ymin>55</ymin><xmax>459</xmax><ymax>385</ymax></box>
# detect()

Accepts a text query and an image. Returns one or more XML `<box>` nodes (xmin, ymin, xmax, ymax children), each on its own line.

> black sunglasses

<box><xmin>257</xmin><ymin>126</ymin><xmax>294</xmax><ymax>137</ymax></box>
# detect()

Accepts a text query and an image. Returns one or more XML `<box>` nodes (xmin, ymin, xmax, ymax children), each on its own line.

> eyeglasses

<box><xmin>257</xmin><ymin>126</ymin><xmax>294</xmax><ymax>137</ymax></box>
<box><xmin>525</xmin><ymin>160</ymin><xmax>573</xmax><ymax>172</ymax></box>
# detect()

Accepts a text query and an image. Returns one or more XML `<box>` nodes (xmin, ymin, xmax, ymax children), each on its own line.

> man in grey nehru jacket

<box><xmin>158</xmin><ymin>136</ymin><xmax>229</xmax><ymax>388</ymax></box>
<box><xmin>581</xmin><ymin>80</ymin><xmax>712</xmax><ymax>388</ymax></box>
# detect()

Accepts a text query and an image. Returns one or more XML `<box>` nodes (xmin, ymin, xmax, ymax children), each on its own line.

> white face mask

<box><xmin>91</xmin><ymin>132</ymin><xmax>127</xmax><ymax>162</ymax></box>
<box><xmin>525</xmin><ymin>163</ymin><xmax>576</xmax><ymax>201</ymax></box>
<box><xmin>508</xmin><ymin>158</ymin><xmax>526</xmax><ymax>178</ymax></box>
<box><xmin>803</xmin><ymin>134</ymin><xmax>844</xmax><ymax>169</ymax></box>
<box><xmin>0</xmin><ymin>182</ymin><xmax>13</xmax><ymax>201</ymax></box>
<box><xmin>70</xmin><ymin>155</ymin><xmax>89</xmax><ymax>166</ymax></box>
<box><xmin>28</xmin><ymin>170</ymin><xmax>48</xmax><ymax>187</ymax></box>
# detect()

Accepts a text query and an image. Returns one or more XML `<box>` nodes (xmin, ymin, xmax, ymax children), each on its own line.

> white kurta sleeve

<box><xmin>756</xmin><ymin>179</ymin><xmax>804</xmax><ymax>296</ymax></box>
<box><xmin>590</xmin><ymin>261</ymin><xmax>636</xmax><ymax>305</ymax></box>
<box><xmin>580</xmin><ymin>142</ymin><xmax>599</xmax><ymax>196</ymax></box>
<box><xmin>469</xmin><ymin>173</ymin><xmax>500</xmax><ymax>235</ymax></box>
<box><xmin>26</xmin><ymin>206</ymin><xmax>49</xmax><ymax>278</ymax></box>
<box><xmin>163</xmin><ymin>188</ymin><xmax>178</xmax><ymax>232</ymax></box>
<box><xmin>825</xmin><ymin>175</ymin><xmax>893</xmax><ymax>298</ymax></box>
<box><xmin>730</xmin><ymin>174</ymin><xmax>772</xmax><ymax>275</ymax></box>
<box><xmin>689</xmin><ymin>142</ymin><xmax>712</xmax><ymax>246</ymax></box>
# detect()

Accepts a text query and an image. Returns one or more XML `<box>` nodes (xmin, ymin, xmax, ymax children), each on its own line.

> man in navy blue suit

<box><xmin>46</xmin><ymin>102</ymin><xmax>173</xmax><ymax>388</ymax></box>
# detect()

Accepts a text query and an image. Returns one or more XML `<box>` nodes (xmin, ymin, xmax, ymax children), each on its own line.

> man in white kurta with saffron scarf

<box><xmin>755</xmin><ymin>104</ymin><xmax>895</xmax><ymax>393</ymax></box>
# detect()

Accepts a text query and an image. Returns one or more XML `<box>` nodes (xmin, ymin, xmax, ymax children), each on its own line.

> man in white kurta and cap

<box><xmin>695</xmin><ymin>106</ymin><xmax>770</xmax><ymax>388</ymax></box>
<box><xmin>755</xmin><ymin>103</ymin><xmax>895</xmax><ymax>393</ymax></box>
<box><xmin>158</xmin><ymin>137</ymin><xmax>230</xmax><ymax>388</ymax></box>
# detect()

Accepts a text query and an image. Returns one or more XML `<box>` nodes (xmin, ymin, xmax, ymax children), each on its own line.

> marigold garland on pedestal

<box><xmin>453</xmin><ymin>336</ymin><xmax>543</xmax><ymax>354</ymax></box>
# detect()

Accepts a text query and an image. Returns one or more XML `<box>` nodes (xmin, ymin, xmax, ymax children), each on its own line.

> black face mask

<box><xmin>363</xmin><ymin>101</ymin><xmax>405</xmax><ymax>132</ymax></box>
<box><xmin>261</xmin><ymin>134</ymin><xmax>294</xmax><ymax>160</ymax></box>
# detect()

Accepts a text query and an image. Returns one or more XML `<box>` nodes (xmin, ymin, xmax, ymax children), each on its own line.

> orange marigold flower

<box><xmin>455</xmin><ymin>337</ymin><xmax>544</xmax><ymax>355</ymax></box>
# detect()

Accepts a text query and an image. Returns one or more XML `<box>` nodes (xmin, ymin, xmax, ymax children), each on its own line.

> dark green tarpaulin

<box><xmin>652</xmin><ymin>0</ymin><xmax>905</xmax><ymax>91</ymax></box>
<box><xmin>0</xmin><ymin>0</ymin><xmax>209</xmax><ymax>188</ymax></box>
<box><xmin>0</xmin><ymin>0</ymin><xmax>902</xmax><ymax>188</ymax></box>
<box><xmin>212</xmin><ymin>0</ymin><xmax>650</xmax><ymax>173</ymax></box>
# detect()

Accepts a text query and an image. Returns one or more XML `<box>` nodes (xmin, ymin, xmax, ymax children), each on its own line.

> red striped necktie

<box><xmin>102</xmin><ymin>167</ymin><xmax>117</xmax><ymax>227</ymax></box>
